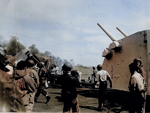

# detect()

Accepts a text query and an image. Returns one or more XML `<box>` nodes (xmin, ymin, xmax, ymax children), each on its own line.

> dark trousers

<box><xmin>63</xmin><ymin>97</ymin><xmax>80</xmax><ymax>113</ymax></box>
<box><xmin>35</xmin><ymin>87</ymin><xmax>47</xmax><ymax>98</ymax></box>
<box><xmin>50</xmin><ymin>74</ymin><xmax>55</xmax><ymax>84</ymax></box>
<box><xmin>98</xmin><ymin>81</ymin><xmax>107</xmax><ymax>109</ymax></box>
<box><xmin>129</xmin><ymin>92</ymin><xmax>145</xmax><ymax>113</ymax></box>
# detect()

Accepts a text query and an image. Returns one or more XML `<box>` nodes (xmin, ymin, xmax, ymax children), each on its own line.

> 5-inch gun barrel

<box><xmin>116</xmin><ymin>27</ymin><xmax>127</xmax><ymax>37</ymax></box>
<box><xmin>97</xmin><ymin>23</ymin><xmax>116</xmax><ymax>41</ymax></box>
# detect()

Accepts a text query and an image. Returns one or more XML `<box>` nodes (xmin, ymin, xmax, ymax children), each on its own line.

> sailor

<box><xmin>92</xmin><ymin>66</ymin><xmax>97</xmax><ymax>87</ymax></box>
<box><xmin>14</xmin><ymin>59</ymin><xmax>38</xmax><ymax>112</ymax></box>
<box><xmin>25</xmin><ymin>59</ymin><xmax>39</xmax><ymax>111</ymax></box>
<box><xmin>96</xmin><ymin>64</ymin><xmax>112</xmax><ymax>111</ymax></box>
<box><xmin>34</xmin><ymin>63</ymin><xmax>51</xmax><ymax>104</ymax></box>
<box><xmin>129</xmin><ymin>59</ymin><xmax>146</xmax><ymax>113</ymax></box>
<box><xmin>92</xmin><ymin>66</ymin><xmax>96</xmax><ymax>78</ymax></box>
<box><xmin>50</xmin><ymin>64</ymin><xmax>57</xmax><ymax>85</ymax></box>
<box><xmin>61</xmin><ymin>62</ymin><xmax>80</xmax><ymax>113</ymax></box>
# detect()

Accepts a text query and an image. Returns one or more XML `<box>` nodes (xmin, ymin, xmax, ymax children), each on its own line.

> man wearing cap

<box><xmin>25</xmin><ymin>59</ymin><xmax>40</xmax><ymax>111</ymax></box>
<box><xmin>96</xmin><ymin>64</ymin><xmax>112</xmax><ymax>111</ymax></box>
<box><xmin>128</xmin><ymin>59</ymin><xmax>146</xmax><ymax>113</ymax></box>
<box><xmin>129</xmin><ymin>58</ymin><xmax>146</xmax><ymax>77</ymax></box>
<box><xmin>61</xmin><ymin>62</ymin><xmax>80</xmax><ymax>113</ymax></box>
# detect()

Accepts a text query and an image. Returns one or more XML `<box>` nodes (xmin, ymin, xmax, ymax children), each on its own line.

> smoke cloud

<box><xmin>51</xmin><ymin>55</ymin><xmax>75</xmax><ymax>74</ymax></box>
<box><xmin>0</xmin><ymin>36</ymin><xmax>75</xmax><ymax>73</ymax></box>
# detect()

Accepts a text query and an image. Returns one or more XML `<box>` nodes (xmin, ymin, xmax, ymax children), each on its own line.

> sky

<box><xmin>0</xmin><ymin>0</ymin><xmax>150</xmax><ymax>67</ymax></box>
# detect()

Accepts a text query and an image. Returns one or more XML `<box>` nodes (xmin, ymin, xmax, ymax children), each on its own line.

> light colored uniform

<box><xmin>130</xmin><ymin>71</ymin><xmax>144</xmax><ymax>91</ymax></box>
<box><xmin>96</xmin><ymin>70</ymin><xmax>111</xmax><ymax>110</ymax></box>
<box><xmin>96</xmin><ymin>70</ymin><xmax>111</xmax><ymax>82</ymax></box>
<box><xmin>129</xmin><ymin>71</ymin><xmax>146</xmax><ymax>113</ymax></box>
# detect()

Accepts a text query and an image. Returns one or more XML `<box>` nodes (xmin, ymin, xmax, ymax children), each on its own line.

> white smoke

<box><xmin>51</xmin><ymin>55</ymin><xmax>74</xmax><ymax>74</ymax></box>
